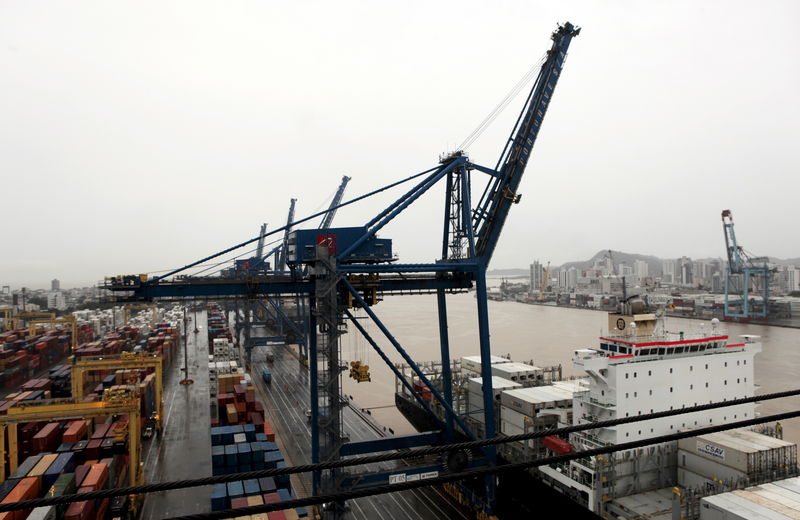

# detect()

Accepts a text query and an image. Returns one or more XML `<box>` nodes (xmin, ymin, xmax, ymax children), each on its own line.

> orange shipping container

<box><xmin>0</xmin><ymin>477</ymin><xmax>41</xmax><ymax>520</ymax></box>
<box><xmin>82</xmin><ymin>463</ymin><xmax>109</xmax><ymax>490</ymax></box>
<box><xmin>263</xmin><ymin>422</ymin><xmax>275</xmax><ymax>442</ymax></box>
<box><xmin>63</xmin><ymin>420</ymin><xmax>89</xmax><ymax>443</ymax></box>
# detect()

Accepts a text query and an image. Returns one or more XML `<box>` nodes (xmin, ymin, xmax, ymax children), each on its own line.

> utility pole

<box><xmin>180</xmin><ymin>306</ymin><xmax>193</xmax><ymax>385</ymax></box>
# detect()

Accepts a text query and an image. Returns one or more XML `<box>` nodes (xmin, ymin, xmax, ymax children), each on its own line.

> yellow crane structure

<box><xmin>0</xmin><ymin>307</ymin><xmax>12</xmax><ymax>332</ymax></box>
<box><xmin>0</xmin><ymin>394</ymin><xmax>142</xmax><ymax>485</ymax></box>
<box><xmin>11</xmin><ymin>314</ymin><xmax>79</xmax><ymax>350</ymax></box>
<box><xmin>123</xmin><ymin>304</ymin><xmax>158</xmax><ymax>327</ymax></box>
<box><xmin>11</xmin><ymin>311</ymin><xmax>56</xmax><ymax>331</ymax></box>
<box><xmin>71</xmin><ymin>352</ymin><xmax>164</xmax><ymax>430</ymax></box>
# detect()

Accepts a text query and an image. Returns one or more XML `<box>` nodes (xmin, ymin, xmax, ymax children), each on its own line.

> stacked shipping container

<box><xmin>205</xmin><ymin>305</ymin><xmax>307</xmax><ymax>518</ymax></box>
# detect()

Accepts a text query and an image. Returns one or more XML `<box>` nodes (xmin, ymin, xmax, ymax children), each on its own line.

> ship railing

<box><xmin>586</xmin><ymin>396</ymin><xmax>615</xmax><ymax>408</ymax></box>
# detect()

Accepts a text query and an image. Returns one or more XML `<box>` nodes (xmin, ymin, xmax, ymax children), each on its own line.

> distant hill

<box><xmin>769</xmin><ymin>257</ymin><xmax>800</xmax><ymax>267</ymax></box>
<box><xmin>558</xmin><ymin>250</ymin><xmax>666</xmax><ymax>276</ymax></box>
<box><xmin>495</xmin><ymin>252</ymin><xmax>799</xmax><ymax>279</ymax></box>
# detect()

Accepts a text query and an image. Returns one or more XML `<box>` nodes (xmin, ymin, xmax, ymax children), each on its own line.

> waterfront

<box><xmin>340</xmin><ymin>290</ymin><xmax>800</xmax><ymax>446</ymax></box>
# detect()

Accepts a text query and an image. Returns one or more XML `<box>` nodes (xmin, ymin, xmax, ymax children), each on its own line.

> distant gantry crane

<box><xmin>104</xmin><ymin>22</ymin><xmax>580</xmax><ymax>518</ymax></box>
<box><xmin>721</xmin><ymin>209</ymin><xmax>770</xmax><ymax>320</ymax></box>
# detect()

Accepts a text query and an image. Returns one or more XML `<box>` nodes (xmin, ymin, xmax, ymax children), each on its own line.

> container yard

<box><xmin>0</xmin><ymin>306</ymin><xmax>182</xmax><ymax>519</ymax></box>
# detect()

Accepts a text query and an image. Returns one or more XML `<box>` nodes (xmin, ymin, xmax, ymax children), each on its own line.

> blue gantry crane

<box><xmin>721</xmin><ymin>209</ymin><xmax>770</xmax><ymax>320</ymax></box>
<box><xmin>104</xmin><ymin>22</ymin><xmax>580</xmax><ymax>518</ymax></box>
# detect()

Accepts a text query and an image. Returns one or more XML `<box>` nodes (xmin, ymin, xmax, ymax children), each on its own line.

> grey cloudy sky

<box><xmin>2</xmin><ymin>1</ymin><xmax>798</xmax><ymax>288</ymax></box>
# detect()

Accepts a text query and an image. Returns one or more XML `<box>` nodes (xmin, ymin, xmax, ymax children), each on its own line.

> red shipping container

<box><xmin>86</xmin><ymin>439</ymin><xmax>102</xmax><ymax>460</ymax></box>
<box><xmin>263</xmin><ymin>492</ymin><xmax>280</xmax><ymax>504</ymax></box>
<box><xmin>32</xmin><ymin>422</ymin><xmax>60</xmax><ymax>453</ymax></box>
<box><xmin>91</xmin><ymin>424</ymin><xmax>111</xmax><ymax>439</ymax></box>
<box><xmin>267</xmin><ymin>511</ymin><xmax>287</xmax><ymax>520</ymax></box>
<box><xmin>94</xmin><ymin>498</ymin><xmax>109</xmax><ymax>520</ymax></box>
<box><xmin>230</xmin><ymin>497</ymin><xmax>248</xmax><ymax>508</ymax></box>
<box><xmin>64</xmin><ymin>420</ymin><xmax>89</xmax><ymax>443</ymax></box>
<box><xmin>64</xmin><ymin>499</ymin><xmax>94</xmax><ymax>520</ymax></box>
<box><xmin>74</xmin><ymin>464</ymin><xmax>92</xmax><ymax>487</ymax></box>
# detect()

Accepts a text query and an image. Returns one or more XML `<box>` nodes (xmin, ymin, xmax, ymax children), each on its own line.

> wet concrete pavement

<box><xmin>141</xmin><ymin>310</ymin><xmax>211</xmax><ymax>519</ymax></box>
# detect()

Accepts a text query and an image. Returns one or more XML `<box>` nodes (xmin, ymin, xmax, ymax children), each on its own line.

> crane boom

<box><xmin>276</xmin><ymin>198</ymin><xmax>296</xmax><ymax>271</ymax></box>
<box><xmin>473</xmin><ymin>22</ymin><xmax>579</xmax><ymax>264</ymax></box>
<box><xmin>319</xmin><ymin>175</ymin><xmax>351</xmax><ymax>229</ymax></box>
<box><xmin>255</xmin><ymin>223</ymin><xmax>267</xmax><ymax>261</ymax></box>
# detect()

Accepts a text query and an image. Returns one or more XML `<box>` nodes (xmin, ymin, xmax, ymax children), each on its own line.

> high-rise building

<box><xmin>662</xmin><ymin>260</ymin><xmax>676</xmax><ymax>284</ymax></box>
<box><xmin>634</xmin><ymin>260</ymin><xmax>649</xmax><ymax>280</ymax></box>
<box><xmin>679</xmin><ymin>257</ymin><xmax>693</xmax><ymax>286</ymax></box>
<box><xmin>51</xmin><ymin>279</ymin><xmax>60</xmax><ymax>291</ymax></box>
<box><xmin>47</xmin><ymin>292</ymin><xmax>67</xmax><ymax>311</ymax></box>
<box><xmin>566</xmin><ymin>267</ymin><xmax>578</xmax><ymax>291</ymax></box>
<box><xmin>530</xmin><ymin>261</ymin><xmax>544</xmax><ymax>295</ymax></box>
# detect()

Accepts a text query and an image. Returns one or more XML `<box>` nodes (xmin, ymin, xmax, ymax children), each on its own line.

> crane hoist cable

<box><xmin>457</xmin><ymin>52</ymin><xmax>547</xmax><ymax>151</ymax></box>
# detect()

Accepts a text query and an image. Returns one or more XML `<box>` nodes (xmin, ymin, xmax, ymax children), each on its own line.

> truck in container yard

<box><xmin>261</xmin><ymin>369</ymin><xmax>272</xmax><ymax>384</ymax></box>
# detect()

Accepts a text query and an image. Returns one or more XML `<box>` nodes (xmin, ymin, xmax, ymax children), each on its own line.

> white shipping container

<box><xmin>677</xmin><ymin>448</ymin><xmax>751</xmax><ymax>486</ymax></box>
<box><xmin>467</xmin><ymin>376</ymin><xmax>521</xmax><ymax>399</ymax></box>
<box><xmin>500</xmin><ymin>386</ymin><xmax>575</xmax><ymax>417</ymax></box>
<box><xmin>700</xmin><ymin>482</ymin><xmax>800</xmax><ymax>520</ymax></box>
<box><xmin>461</xmin><ymin>355</ymin><xmax>511</xmax><ymax>375</ymax></box>
<box><xmin>678</xmin><ymin>431</ymin><xmax>795</xmax><ymax>476</ymax></box>
<box><xmin>490</xmin><ymin>362</ymin><xmax>543</xmax><ymax>383</ymax></box>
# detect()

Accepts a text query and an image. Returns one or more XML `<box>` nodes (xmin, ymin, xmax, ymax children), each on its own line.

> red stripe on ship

<box><xmin>599</xmin><ymin>335</ymin><xmax>729</xmax><ymax>348</ymax></box>
<box><xmin>608</xmin><ymin>354</ymin><xmax>633</xmax><ymax>359</ymax></box>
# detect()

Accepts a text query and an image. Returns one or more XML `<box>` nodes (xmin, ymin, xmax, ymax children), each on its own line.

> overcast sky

<box><xmin>2</xmin><ymin>1</ymin><xmax>798</xmax><ymax>288</ymax></box>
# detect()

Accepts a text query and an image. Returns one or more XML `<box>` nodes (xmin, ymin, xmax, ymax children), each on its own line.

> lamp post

<box><xmin>180</xmin><ymin>306</ymin><xmax>193</xmax><ymax>385</ymax></box>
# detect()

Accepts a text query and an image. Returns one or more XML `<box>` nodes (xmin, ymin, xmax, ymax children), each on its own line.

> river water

<box><xmin>339</xmin><ymin>289</ymin><xmax>800</xmax><ymax>446</ymax></box>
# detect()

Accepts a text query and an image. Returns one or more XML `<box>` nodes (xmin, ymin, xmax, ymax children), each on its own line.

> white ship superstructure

<box><xmin>539</xmin><ymin>311</ymin><xmax>764</xmax><ymax>513</ymax></box>
<box><xmin>572</xmin><ymin>312</ymin><xmax>761</xmax><ymax>446</ymax></box>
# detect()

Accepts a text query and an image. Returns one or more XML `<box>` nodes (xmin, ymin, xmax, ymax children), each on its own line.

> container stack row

<box><xmin>205</xmin><ymin>306</ymin><xmax>306</xmax><ymax>518</ymax></box>
<box><xmin>209</xmin><ymin>424</ymin><xmax>305</xmax><ymax>518</ymax></box>
<box><xmin>0</xmin><ymin>421</ymin><xmax>132</xmax><ymax>520</ymax></box>
<box><xmin>0</xmin><ymin>329</ymin><xmax>75</xmax><ymax>390</ymax></box>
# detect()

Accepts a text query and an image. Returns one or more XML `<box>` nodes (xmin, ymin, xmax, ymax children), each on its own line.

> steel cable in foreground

<box><xmin>0</xmin><ymin>391</ymin><xmax>796</xmax><ymax>514</ymax></box>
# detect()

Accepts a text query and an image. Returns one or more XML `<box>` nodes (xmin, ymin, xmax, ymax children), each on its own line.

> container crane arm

<box><xmin>721</xmin><ymin>209</ymin><xmax>741</xmax><ymax>273</ymax></box>
<box><xmin>319</xmin><ymin>175</ymin><xmax>351</xmax><ymax>229</ymax></box>
<box><xmin>255</xmin><ymin>223</ymin><xmax>267</xmax><ymax>261</ymax></box>
<box><xmin>472</xmin><ymin>22</ymin><xmax>580</xmax><ymax>265</ymax></box>
<box><xmin>276</xmin><ymin>198</ymin><xmax>296</xmax><ymax>271</ymax></box>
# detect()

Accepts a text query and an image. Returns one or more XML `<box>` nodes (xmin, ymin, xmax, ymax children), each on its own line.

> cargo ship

<box><xmin>394</xmin><ymin>302</ymin><xmax>797</xmax><ymax>519</ymax></box>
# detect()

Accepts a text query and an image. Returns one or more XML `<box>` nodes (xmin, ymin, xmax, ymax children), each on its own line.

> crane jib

<box><xmin>474</xmin><ymin>23</ymin><xmax>579</xmax><ymax>263</ymax></box>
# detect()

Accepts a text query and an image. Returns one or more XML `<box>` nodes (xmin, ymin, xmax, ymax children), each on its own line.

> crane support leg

<box><xmin>436</xmin><ymin>289</ymin><xmax>456</xmax><ymax>440</ymax></box>
<box><xmin>474</xmin><ymin>267</ymin><xmax>497</xmax><ymax>510</ymax></box>
<box><xmin>309</xmin><ymin>298</ymin><xmax>320</xmax><ymax>496</ymax></box>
